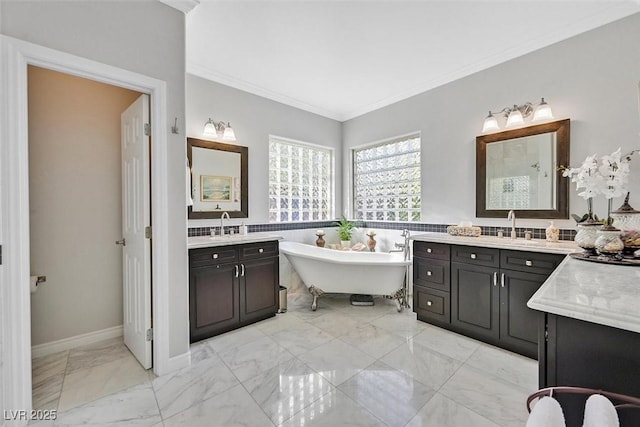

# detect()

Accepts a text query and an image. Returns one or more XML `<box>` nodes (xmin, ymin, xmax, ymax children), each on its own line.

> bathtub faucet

<box><xmin>401</xmin><ymin>229</ymin><xmax>410</xmax><ymax>261</ymax></box>
<box><xmin>391</xmin><ymin>229</ymin><xmax>411</xmax><ymax>260</ymax></box>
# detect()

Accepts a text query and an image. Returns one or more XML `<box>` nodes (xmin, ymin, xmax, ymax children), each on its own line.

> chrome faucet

<box><xmin>401</xmin><ymin>229</ymin><xmax>411</xmax><ymax>261</ymax></box>
<box><xmin>390</xmin><ymin>229</ymin><xmax>411</xmax><ymax>261</ymax></box>
<box><xmin>220</xmin><ymin>211</ymin><xmax>230</xmax><ymax>236</ymax></box>
<box><xmin>507</xmin><ymin>210</ymin><xmax>517</xmax><ymax>239</ymax></box>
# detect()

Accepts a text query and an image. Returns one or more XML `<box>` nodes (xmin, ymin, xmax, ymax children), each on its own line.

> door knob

<box><xmin>115</xmin><ymin>238</ymin><xmax>126</xmax><ymax>246</ymax></box>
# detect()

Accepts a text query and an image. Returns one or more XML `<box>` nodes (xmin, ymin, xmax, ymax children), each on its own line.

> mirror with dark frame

<box><xmin>187</xmin><ymin>137</ymin><xmax>248</xmax><ymax>219</ymax></box>
<box><xmin>476</xmin><ymin>119</ymin><xmax>570</xmax><ymax>219</ymax></box>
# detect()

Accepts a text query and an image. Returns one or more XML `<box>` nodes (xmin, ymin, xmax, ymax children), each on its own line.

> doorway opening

<box><xmin>27</xmin><ymin>65</ymin><xmax>152</xmax><ymax>412</ymax></box>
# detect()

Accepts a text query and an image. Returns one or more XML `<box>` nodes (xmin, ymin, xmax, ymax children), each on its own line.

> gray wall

<box><xmin>186</xmin><ymin>74</ymin><xmax>343</xmax><ymax>228</ymax></box>
<box><xmin>1</xmin><ymin>0</ymin><xmax>189</xmax><ymax>358</ymax></box>
<box><xmin>343</xmin><ymin>12</ymin><xmax>640</xmax><ymax>230</ymax></box>
<box><xmin>28</xmin><ymin>66</ymin><xmax>140</xmax><ymax>346</ymax></box>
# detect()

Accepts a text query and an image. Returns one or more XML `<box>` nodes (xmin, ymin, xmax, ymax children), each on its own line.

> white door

<box><xmin>120</xmin><ymin>94</ymin><xmax>152</xmax><ymax>369</ymax></box>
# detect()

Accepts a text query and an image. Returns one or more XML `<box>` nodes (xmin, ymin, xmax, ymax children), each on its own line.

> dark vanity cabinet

<box><xmin>189</xmin><ymin>241</ymin><xmax>279</xmax><ymax>343</ymax></box>
<box><xmin>413</xmin><ymin>242</ymin><xmax>451</xmax><ymax>327</ymax></box>
<box><xmin>414</xmin><ymin>240</ymin><xmax>564</xmax><ymax>358</ymax></box>
<box><xmin>539</xmin><ymin>314</ymin><xmax>640</xmax><ymax>427</ymax></box>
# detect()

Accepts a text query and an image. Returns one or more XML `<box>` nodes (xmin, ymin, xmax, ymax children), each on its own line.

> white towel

<box><xmin>583</xmin><ymin>394</ymin><xmax>619</xmax><ymax>427</ymax></box>
<box><xmin>526</xmin><ymin>396</ymin><xmax>566</xmax><ymax>427</ymax></box>
<box><xmin>186</xmin><ymin>158</ymin><xmax>194</xmax><ymax>207</ymax></box>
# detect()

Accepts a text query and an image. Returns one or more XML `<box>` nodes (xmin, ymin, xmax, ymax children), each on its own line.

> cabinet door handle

<box><xmin>525</xmin><ymin>260</ymin><xmax>533</xmax><ymax>267</ymax></box>
<box><xmin>212</xmin><ymin>254</ymin><xmax>218</xmax><ymax>259</ymax></box>
<box><xmin>259</xmin><ymin>248</ymin><xmax>264</xmax><ymax>253</ymax></box>
<box><xmin>470</xmin><ymin>253</ymin><xmax>477</xmax><ymax>259</ymax></box>
<box><xmin>241</xmin><ymin>264</ymin><xmax>245</xmax><ymax>277</ymax></box>
<box><xmin>493</xmin><ymin>272</ymin><xmax>497</xmax><ymax>286</ymax></box>
<box><xmin>427</xmin><ymin>248</ymin><xmax>432</xmax><ymax>253</ymax></box>
<box><xmin>235</xmin><ymin>265</ymin><xmax>239</xmax><ymax>278</ymax></box>
<box><xmin>426</xmin><ymin>300</ymin><xmax>433</xmax><ymax>306</ymax></box>
<box><xmin>426</xmin><ymin>271</ymin><xmax>432</xmax><ymax>276</ymax></box>
<box><xmin>501</xmin><ymin>273</ymin><xmax>505</xmax><ymax>287</ymax></box>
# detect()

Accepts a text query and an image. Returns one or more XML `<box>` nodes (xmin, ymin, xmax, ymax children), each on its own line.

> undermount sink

<box><xmin>479</xmin><ymin>236</ymin><xmax>544</xmax><ymax>245</ymax></box>
<box><xmin>209</xmin><ymin>234</ymin><xmax>245</xmax><ymax>241</ymax></box>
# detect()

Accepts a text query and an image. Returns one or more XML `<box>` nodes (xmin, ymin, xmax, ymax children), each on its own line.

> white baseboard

<box><xmin>31</xmin><ymin>325</ymin><xmax>123</xmax><ymax>358</ymax></box>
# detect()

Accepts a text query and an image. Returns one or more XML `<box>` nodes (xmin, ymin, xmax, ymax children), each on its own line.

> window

<box><xmin>269</xmin><ymin>136</ymin><xmax>333</xmax><ymax>222</ymax></box>
<box><xmin>353</xmin><ymin>134</ymin><xmax>421</xmax><ymax>222</ymax></box>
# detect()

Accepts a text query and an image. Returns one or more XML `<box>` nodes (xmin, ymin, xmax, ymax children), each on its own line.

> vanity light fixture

<box><xmin>203</xmin><ymin>118</ymin><xmax>237</xmax><ymax>141</ymax></box>
<box><xmin>481</xmin><ymin>98</ymin><xmax>553</xmax><ymax>133</ymax></box>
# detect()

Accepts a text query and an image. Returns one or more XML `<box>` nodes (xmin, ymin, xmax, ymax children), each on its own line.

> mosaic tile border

<box><xmin>188</xmin><ymin>220</ymin><xmax>576</xmax><ymax>241</ymax></box>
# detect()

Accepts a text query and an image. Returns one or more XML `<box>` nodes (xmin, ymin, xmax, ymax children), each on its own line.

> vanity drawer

<box><xmin>414</xmin><ymin>286</ymin><xmax>450</xmax><ymax>324</ymax></box>
<box><xmin>190</xmin><ymin>247</ymin><xmax>238</xmax><ymax>267</ymax></box>
<box><xmin>240</xmin><ymin>241</ymin><xmax>279</xmax><ymax>260</ymax></box>
<box><xmin>413</xmin><ymin>241</ymin><xmax>450</xmax><ymax>261</ymax></box>
<box><xmin>500</xmin><ymin>250</ymin><xmax>564</xmax><ymax>275</ymax></box>
<box><xmin>451</xmin><ymin>245</ymin><xmax>499</xmax><ymax>268</ymax></box>
<box><xmin>414</xmin><ymin>258</ymin><xmax>450</xmax><ymax>292</ymax></box>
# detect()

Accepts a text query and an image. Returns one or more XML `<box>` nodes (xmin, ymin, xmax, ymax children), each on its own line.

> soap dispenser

<box><xmin>546</xmin><ymin>221</ymin><xmax>559</xmax><ymax>242</ymax></box>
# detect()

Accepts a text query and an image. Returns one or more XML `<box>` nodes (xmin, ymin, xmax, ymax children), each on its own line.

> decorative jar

<box><xmin>610</xmin><ymin>193</ymin><xmax>640</xmax><ymax>255</ymax></box>
<box><xmin>594</xmin><ymin>227</ymin><xmax>624</xmax><ymax>257</ymax></box>
<box><xmin>574</xmin><ymin>221</ymin><xmax>601</xmax><ymax>255</ymax></box>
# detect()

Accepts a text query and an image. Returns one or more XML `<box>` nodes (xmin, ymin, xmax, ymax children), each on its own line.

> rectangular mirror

<box><xmin>476</xmin><ymin>119</ymin><xmax>570</xmax><ymax>219</ymax></box>
<box><xmin>188</xmin><ymin>137</ymin><xmax>248</xmax><ymax>219</ymax></box>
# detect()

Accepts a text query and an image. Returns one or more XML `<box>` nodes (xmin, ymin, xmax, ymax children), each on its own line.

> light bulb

<box><xmin>506</xmin><ymin>107</ymin><xmax>524</xmax><ymax>127</ymax></box>
<box><xmin>533</xmin><ymin>98</ymin><xmax>553</xmax><ymax>122</ymax></box>
<box><xmin>203</xmin><ymin>119</ymin><xmax>217</xmax><ymax>137</ymax></box>
<box><xmin>222</xmin><ymin>123</ymin><xmax>236</xmax><ymax>141</ymax></box>
<box><xmin>481</xmin><ymin>111</ymin><xmax>500</xmax><ymax>133</ymax></box>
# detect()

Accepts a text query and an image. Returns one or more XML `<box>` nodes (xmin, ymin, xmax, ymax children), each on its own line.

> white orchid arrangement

<box><xmin>562</xmin><ymin>147</ymin><xmax>638</xmax><ymax>225</ymax></box>
<box><xmin>563</xmin><ymin>148</ymin><xmax>637</xmax><ymax>200</ymax></box>
<box><xmin>561</xmin><ymin>154</ymin><xmax>602</xmax><ymax>200</ymax></box>
<box><xmin>599</xmin><ymin>148</ymin><xmax>633</xmax><ymax>199</ymax></box>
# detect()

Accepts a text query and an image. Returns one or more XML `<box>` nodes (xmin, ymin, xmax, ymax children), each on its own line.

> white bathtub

<box><xmin>279</xmin><ymin>241</ymin><xmax>411</xmax><ymax>311</ymax></box>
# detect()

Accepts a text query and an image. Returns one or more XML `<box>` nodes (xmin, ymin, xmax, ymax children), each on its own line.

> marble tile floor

<box><xmin>30</xmin><ymin>292</ymin><xmax>538</xmax><ymax>426</ymax></box>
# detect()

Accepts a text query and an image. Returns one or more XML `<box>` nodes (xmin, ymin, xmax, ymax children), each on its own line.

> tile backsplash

<box><xmin>188</xmin><ymin>220</ymin><xmax>576</xmax><ymax>241</ymax></box>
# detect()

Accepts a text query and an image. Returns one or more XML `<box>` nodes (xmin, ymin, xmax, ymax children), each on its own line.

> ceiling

<box><xmin>186</xmin><ymin>1</ymin><xmax>640</xmax><ymax>121</ymax></box>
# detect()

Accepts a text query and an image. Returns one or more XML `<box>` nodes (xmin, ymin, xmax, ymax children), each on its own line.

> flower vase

<box><xmin>595</xmin><ymin>227</ymin><xmax>624</xmax><ymax>257</ymax></box>
<box><xmin>574</xmin><ymin>198</ymin><xmax>601</xmax><ymax>255</ymax></box>
<box><xmin>340</xmin><ymin>240</ymin><xmax>351</xmax><ymax>249</ymax></box>
<box><xmin>316</xmin><ymin>234</ymin><xmax>325</xmax><ymax>247</ymax></box>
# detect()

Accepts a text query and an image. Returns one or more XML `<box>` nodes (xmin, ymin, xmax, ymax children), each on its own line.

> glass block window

<box><xmin>353</xmin><ymin>134</ymin><xmax>421</xmax><ymax>222</ymax></box>
<box><xmin>487</xmin><ymin>176</ymin><xmax>531</xmax><ymax>210</ymax></box>
<box><xmin>269</xmin><ymin>136</ymin><xmax>333</xmax><ymax>222</ymax></box>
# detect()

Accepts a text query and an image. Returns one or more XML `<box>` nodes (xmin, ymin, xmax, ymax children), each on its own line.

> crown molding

<box><xmin>187</xmin><ymin>62</ymin><xmax>344</xmax><ymax>121</ymax></box>
<box><xmin>158</xmin><ymin>0</ymin><xmax>200</xmax><ymax>14</ymax></box>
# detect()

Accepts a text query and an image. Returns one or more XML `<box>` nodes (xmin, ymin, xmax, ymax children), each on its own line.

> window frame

<box><xmin>268</xmin><ymin>135</ymin><xmax>335</xmax><ymax>223</ymax></box>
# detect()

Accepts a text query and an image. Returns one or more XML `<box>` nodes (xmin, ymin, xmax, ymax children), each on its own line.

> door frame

<box><xmin>0</xmin><ymin>35</ymin><xmax>173</xmax><ymax>414</ymax></box>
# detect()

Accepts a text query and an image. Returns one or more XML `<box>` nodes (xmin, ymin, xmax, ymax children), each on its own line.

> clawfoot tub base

<box><xmin>388</xmin><ymin>288</ymin><xmax>407</xmax><ymax>312</ymax></box>
<box><xmin>308</xmin><ymin>286</ymin><xmax>325</xmax><ymax>311</ymax></box>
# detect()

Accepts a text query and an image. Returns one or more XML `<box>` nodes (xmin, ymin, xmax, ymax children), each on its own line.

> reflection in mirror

<box><xmin>187</xmin><ymin>138</ymin><xmax>248</xmax><ymax>219</ymax></box>
<box><xmin>485</xmin><ymin>133</ymin><xmax>556</xmax><ymax>210</ymax></box>
<box><xmin>476</xmin><ymin>119</ymin><xmax>569</xmax><ymax>219</ymax></box>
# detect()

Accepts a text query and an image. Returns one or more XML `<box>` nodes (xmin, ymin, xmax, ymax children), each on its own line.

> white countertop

<box><xmin>188</xmin><ymin>232</ymin><xmax>283</xmax><ymax>249</ymax></box>
<box><xmin>528</xmin><ymin>256</ymin><xmax>640</xmax><ymax>334</ymax></box>
<box><xmin>411</xmin><ymin>232</ymin><xmax>580</xmax><ymax>254</ymax></box>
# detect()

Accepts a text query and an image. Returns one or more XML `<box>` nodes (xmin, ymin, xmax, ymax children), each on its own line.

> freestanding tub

<box><xmin>279</xmin><ymin>241</ymin><xmax>411</xmax><ymax>311</ymax></box>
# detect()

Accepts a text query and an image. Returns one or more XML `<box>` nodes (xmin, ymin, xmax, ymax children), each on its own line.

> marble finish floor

<box><xmin>30</xmin><ymin>293</ymin><xmax>537</xmax><ymax>426</ymax></box>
